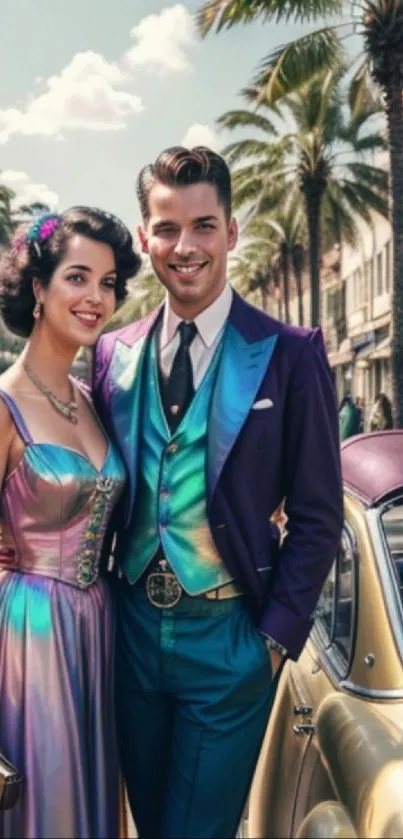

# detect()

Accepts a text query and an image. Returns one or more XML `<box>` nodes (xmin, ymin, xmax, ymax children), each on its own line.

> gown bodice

<box><xmin>0</xmin><ymin>389</ymin><xmax>126</xmax><ymax>589</ymax></box>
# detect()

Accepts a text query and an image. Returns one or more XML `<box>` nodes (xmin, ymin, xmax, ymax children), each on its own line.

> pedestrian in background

<box><xmin>369</xmin><ymin>392</ymin><xmax>393</xmax><ymax>431</ymax></box>
<box><xmin>339</xmin><ymin>393</ymin><xmax>360</xmax><ymax>441</ymax></box>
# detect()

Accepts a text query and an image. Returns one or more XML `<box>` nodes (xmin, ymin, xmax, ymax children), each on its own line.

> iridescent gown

<box><xmin>0</xmin><ymin>390</ymin><xmax>126</xmax><ymax>839</ymax></box>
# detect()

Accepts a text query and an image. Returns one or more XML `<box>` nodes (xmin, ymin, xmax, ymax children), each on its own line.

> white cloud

<box><xmin>1</xmin><ymin>170</ymin><xmax>58</xmax><ymax>210</ymax></box>
<box><xmin>0</xmin><ymin>51</ymin><xmax>143</xmax><ymax>144</ymax></box>
<box><xmin>0</xmin><ymin>7</ymin><xmax>196</xmax><ymax>146</ymax></box>
<box><xmin>125</xmin><ymin>4</ymin><xmax>196</xmax><ymax>73</ymax></box>
<box><xmin>181</xmin><ymin>124</ymin><xmax>220</xmax><ymax>151</ymax></box>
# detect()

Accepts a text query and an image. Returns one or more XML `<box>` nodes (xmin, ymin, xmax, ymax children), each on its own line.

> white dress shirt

<box><xmin>159</xmin><ymin>284</ymin><xmax>233</xmax><ymax>389</ymax></box>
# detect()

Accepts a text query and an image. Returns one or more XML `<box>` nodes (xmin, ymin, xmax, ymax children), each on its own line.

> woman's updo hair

<box><xmin>0</xmin><ymin>206</ymin><xmax>141</xmax><ymax>338</ymax></box>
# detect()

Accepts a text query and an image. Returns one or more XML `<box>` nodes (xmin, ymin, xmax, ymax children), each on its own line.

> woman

<box><xmin>0</xmin><ymin>207</ymin><xmax>140</xmax><ymax>838</ymax></box>
<box><xmin>369</xmin><ymin>392</ymin><xmax>393</xmax><ymax>432</ymax></box>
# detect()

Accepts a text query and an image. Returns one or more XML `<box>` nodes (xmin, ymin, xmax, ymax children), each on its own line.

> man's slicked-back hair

<box><xmin>137</xmin><ymin>146</ymin><xmax>232</xmax><ymax>222</ymax></box>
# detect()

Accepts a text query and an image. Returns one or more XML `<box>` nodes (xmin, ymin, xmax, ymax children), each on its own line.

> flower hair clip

<box><xmin>26</xmin><ymin>213</ymin><xmax>61</xmax><ymax>257</ymax></box>
<box><xmin>11</xmin><ymin>212</ymin><xmax>61</xmax><ymax>257</ymax></box>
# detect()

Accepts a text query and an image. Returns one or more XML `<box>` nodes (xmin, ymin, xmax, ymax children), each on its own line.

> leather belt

<box><xmin>143</xmin><ymin>556</ymin><xmax>242</xmax><ymax>609</ymax></box>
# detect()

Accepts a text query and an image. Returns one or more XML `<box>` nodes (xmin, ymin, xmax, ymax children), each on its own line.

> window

<box><xmin>381</xmin><ymin>501</ymin><xmax>403</xmax><ymax>602</ymax></box>
<box><xmin>315</xmin><ymin>562</ymin><xmax>336</xmax><ymax>642</ymax></box>
<box><xmin>376</xmin><ymin>252</ymin><xmax>383</xmax><ymax>296</ymax></box>
<box><xmin>385</xmin><ymin>241</ymin><xmax>392</xmax><ymax>293</ymax></box>
<box><xmin>364</xmin><ymin>259</ymin><xmax>374</xmax><ymax>302</ymax></box>
<box><xmin>346</xmin><ymin>273</ymin><xmax>354</xmax><ymax>313</ymax></box>
<box><xmin>334</xmin><ymin>529</ymin><xmax>355</xmax><ymax>661</ymax></box>
<box><xmin>352</xmin><ymin>269</ymin><xmax>363</xmax><ymax>307</ymax></box>
<box><xmin>369</xmin><ymin>258</ymin><xmax>374</xmax><ymax>298</ymax></box>
<box><xmin>314</xmin><ymin>525</ymin><xmax>357</xmax><ymax>669</ymax></box>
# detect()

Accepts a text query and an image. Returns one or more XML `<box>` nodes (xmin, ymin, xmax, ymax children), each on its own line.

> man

<box><xmin>93</xmin><ymin>146</ymin><xmax>343</xmax><ymax>839</ymax></box>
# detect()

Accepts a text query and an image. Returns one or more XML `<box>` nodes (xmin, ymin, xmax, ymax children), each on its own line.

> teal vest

<box><xmin>121</xmin><ymin>331</ymin><xmax>233</xmax><ymax>594</ymax></box>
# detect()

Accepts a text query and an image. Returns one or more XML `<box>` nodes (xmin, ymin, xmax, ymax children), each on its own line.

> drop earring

<box><xmin>33</xmin><ymin>300</ymin><xmax>42</xmax><ymax>319</ymax></box>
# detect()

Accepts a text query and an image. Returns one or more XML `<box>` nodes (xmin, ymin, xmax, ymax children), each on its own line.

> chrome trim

<box><xmin>311</xmin><ymin>521</ymin><xmax>358</xmax><ymax>683</ymax></box>
<box><xmin>313</xmin><ymin>647</ymin><xmax>403</xmax><ymax>699</ymax></box>
<box><xmin>311</xmin><ymin>504</ymin><xmax>403</xmax><ymax>699</ymax></box>
<box><xmin>344</xmin><ymin>485</ymin><xmax>372</xmax><ymax>507</ymax></box>
<box><xmin>309</xmin><ymin>633</ymin><xmax>351</xmax><ymax>688</ymax></box>
<box><xmin>294</xmin><ymin>705</ymin><xmax>313</xmax><ymax>716</ymax></box>
<box><xmin>376</xmin><ymin>491</ymin><xmax>403</xmax><ymax>513</ymax></box>
<box><xmin>366</xmin><ymin>508</ymin><xmax>403</xmax><ymax>656</ymax></box>
<box><xmin>293</xmin><ymin>723</ymin><xmax>315</xmax><ymax>736</ymax></box>
<box><xmin>339</xmin><ymin>681</ymin><xmax>403</xmax><ymax>701</ymax></box>
<box><xmin>345</xmin><ymin>486</ymin><xmax>403</xmax><ymax>510</ymax></box>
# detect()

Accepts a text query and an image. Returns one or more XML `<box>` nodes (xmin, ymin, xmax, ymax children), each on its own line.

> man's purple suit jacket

<box><xmin>93</xmin><ymin>291</ymin><xmax>343</xmax><ymax>660</ymax></box>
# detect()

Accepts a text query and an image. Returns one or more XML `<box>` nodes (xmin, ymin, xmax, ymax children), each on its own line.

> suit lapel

<box><xmin>108</xmin><ymin>309</ymin><xmax>160</xmax><ymax>522</ymax></box>
<box><xmin>207</xmin><ymin>317</ymin><xmax>279</xmax><ymax>505</ymax></box>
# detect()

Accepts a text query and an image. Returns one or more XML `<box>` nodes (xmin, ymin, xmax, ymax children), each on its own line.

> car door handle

<box><xmin>293</xmin><ymin>723</ymin><xmax>315</xmax><ymax>736</ymax></box>
<box><xmin>294</xmin><ymin>704</ymin><xmax>313</xmax><ymax>716</ymax></box>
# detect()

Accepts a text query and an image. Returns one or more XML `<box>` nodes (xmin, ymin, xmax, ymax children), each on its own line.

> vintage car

<box><xmin>244</xmin><ymin>430</ymin><xmax>403</xmax><ymax>839</ymax></box>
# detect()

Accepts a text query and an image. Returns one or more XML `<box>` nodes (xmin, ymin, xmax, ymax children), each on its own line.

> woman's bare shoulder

<box><xmin>0</xmin><ymin>393</ymin><xmax>15</xmax><ymax>443</ymax></box>
<box><xmin>0</xmin><ymin>365</ymin><xmax>23</xmax><ymax>438</ymax></box>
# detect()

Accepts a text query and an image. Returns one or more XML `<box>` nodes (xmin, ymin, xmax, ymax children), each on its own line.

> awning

<box><xmin>355</xmin><ymin>343</ymin><xmax>374</xmax><ymax>360</ymax></box>
<box><xmin>355</xmin><ymin>342</ymin><xmax>375</xmax><ymax>369</ymax></box>
<box><xmin>370</xmin><ymin>336</ymin><xmax>391</xmax><ymax>360</ymax></box>
<box><xmin>327</xmin><ymin>339</ymin><xmax>353</xmax><ymax>368</ymax></box>
<box><xmin>328</xmin><ymin>350</ymin><xmax>353</xmax><ymax>368</ymax></box>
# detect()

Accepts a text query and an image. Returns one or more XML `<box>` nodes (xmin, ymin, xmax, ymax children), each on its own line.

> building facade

<box><xmin>257</xmin><ymin>211</ymin><xmax>393</xmax><ymax>428</ymax></box>
<box><xmin>323</xmin><ymin>212</ymin><xmax>392</xmax><ymax>424</ymax></box>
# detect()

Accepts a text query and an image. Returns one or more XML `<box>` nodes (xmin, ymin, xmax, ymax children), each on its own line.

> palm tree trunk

<box><xmin>280</xmin><ymin>243</ymin><xmax>291</xmax><ymax>324</ymax></box>
<box><xmin>295</xmin><ymin>268</ymin><xmax>304</xmax><ymax>326</ymax></box>
<box><xmin>291</xmin><ymin>244</ymin><xmax>304</xmax><ymax>326</ymax></box>
<box><xmin>304</xmin><ymin>193</ymin><xmax>322</xmax><ymax>328</ymax></box>
<box><xmin>386</xmin><ymin>83</ymin><xmax>403</xmax><ymax>428</ymax></box>
<box><xmin>260</xmin><ymin>286</ymin><xmax>269</xmax><ymax>313</ymax></box>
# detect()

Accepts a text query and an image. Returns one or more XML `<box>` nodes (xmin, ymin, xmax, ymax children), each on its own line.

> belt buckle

<box><xmin>145</xmin><ymin>559</ymin><xmax>182</xmax><ymax>608</ymax></box>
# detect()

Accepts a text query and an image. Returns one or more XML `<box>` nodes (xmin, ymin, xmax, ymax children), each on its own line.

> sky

<box><xmin>0</xmin><ymin>0</ymin><xmax>314</xmax><ymax>235</ymax></box>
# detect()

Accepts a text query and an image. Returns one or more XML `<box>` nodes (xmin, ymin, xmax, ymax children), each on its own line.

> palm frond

<box><xmin>240</xmin><ymin>85</ymin><xmax>284</xmax><ymax>118</ymax></box>
<box><xmin>0</xmin><ymin>184</ymin><xmax>15</xmax><ymax>210</ymax></box>
<box><xmin>231</xmin><ymin>158</ymin><xmax>284</xmax><ymax>186</ymax></box>
<box><xmin>342</xmin><ymin>132</ymin><xmax>386</xmax><ymax>153</ymax></box>
<box><xmin>231</xmin><ymin>169</ymin><xmax>271</xmax><ymax>208</ymax></box>
<box><xmin>233</xmin><ymin>175</ymin><xmax>287</xmax><ymax>212</ymax></box>
<box><xmin>223</xmin><ymin>138</ymin><xmax>278</xmax><ymax>165</ymax></box>
<box><xmin>253</xmin><ymin>28</ymin><xmax>345</xmax><ymax>106</ymax></box>
<box><xmin>217</xmin><ymin>109</ymin><xmax>278</xmax><ymax>135</ymax></box>
<box><xmin>345</xmin><ymin>162</ymin><xmax>388</xmax><ymax>193</ymax></box>
<box><xmin>341</xmin><ymin>180</ymin><xmax>389</xmax><ymax>222</ymax></box>
<box><xmin>349</xmin><ymin>60</ymin><xmax>384</xmax><ymax>121</ymax></box>
<box><xmin>196</xmin><ymin>0</ymin><xmax>342</xmax><ymax>37</ymax></box>
<box><xmin>323</xmin><ymin>183</ymin><xmax>358</xmax><ymax>247</ymax></box>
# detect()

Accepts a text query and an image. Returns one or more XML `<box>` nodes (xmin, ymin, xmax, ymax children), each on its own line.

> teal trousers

<box><xmin>116</xmin><ymin>582</ymin><xmax>278</xmax><ymax>839</ymax></box>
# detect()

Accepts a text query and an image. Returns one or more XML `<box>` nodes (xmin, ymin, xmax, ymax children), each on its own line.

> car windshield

<box><xmin>381</xmin><ymin>501</ymin><xmax>403</xmax><ymax>601</ymax></box>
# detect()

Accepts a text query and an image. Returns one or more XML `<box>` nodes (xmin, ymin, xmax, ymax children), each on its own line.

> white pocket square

<box><xmin>252</xmin><ymin>398</ymin><xmax>273</xmax><ymax>410</ymax></box>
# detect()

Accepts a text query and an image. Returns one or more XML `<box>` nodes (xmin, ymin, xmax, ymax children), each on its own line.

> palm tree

<box><xmin>218</xmin><ymin>70</ymin><xmax>388</xmax><ymax>326</ymax></box>
<box><xmin>0</xmin><ymin>183</ymin><xmax>14</xmax><ymax>248</ymax></box>
<box><xmin>242</xmin><ymin>202</ymin><xmax>307</xmax><ymax>324</ymax></box>
<box><xmin>230</xmin><ymin>231</ymin><xmax>283</xmax><ymax>315</ymax></box>
<box><xmin>104</xmin><ymin>268</ymin><xmax>164</xmax><ymax>332</ymax></box>
<box><xmin>196</xmin><ymin>0</ymin><xmax>403</xmax><ymax>424</ymax></box>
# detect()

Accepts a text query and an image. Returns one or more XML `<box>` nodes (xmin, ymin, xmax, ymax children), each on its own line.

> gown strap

<box><xmin>0</xmin><ymin>390</ymin><xmax>33</xmax><ymax>444</ymax></box>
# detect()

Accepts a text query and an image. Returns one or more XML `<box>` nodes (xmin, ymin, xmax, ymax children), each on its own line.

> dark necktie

<box><xmin>163</xmin><ymin>321</ymin><xmax>197</xmax><ymax>431</ymax></box>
